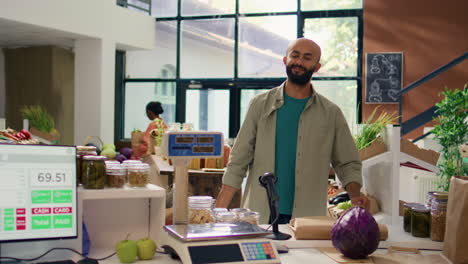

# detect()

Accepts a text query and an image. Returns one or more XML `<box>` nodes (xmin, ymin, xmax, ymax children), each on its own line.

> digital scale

<box><xmin>161</xmin><ymin>131</ymin><xmax>281</xmax><ymax>264</ymax></box>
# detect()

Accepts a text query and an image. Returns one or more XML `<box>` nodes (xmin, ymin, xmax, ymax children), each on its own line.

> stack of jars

<box><xmin>402</xmin><ymin>191</ymin><xmax>449</xmax><ymax>241</ymax></box>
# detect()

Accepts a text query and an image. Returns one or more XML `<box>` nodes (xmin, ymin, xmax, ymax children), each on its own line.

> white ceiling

<box><xmin>0</xmin><ymin>18</ymin><xmax>79</xmax><ymax>49</ymax></box>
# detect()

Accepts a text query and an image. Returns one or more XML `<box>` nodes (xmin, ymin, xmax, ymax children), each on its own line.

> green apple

<box><xmin>136</xmin><ymin>237</ymin><xmax>157</xmax><ymax>260</ymax></box>
<box><xmin>115</xmin><ymin>239</ymin><xmax>137</xmax><ymax>263</ymax></box>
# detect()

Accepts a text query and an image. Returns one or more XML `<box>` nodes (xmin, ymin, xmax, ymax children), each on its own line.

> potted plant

<box><xmin>354</xmin><ymin>106</ymin><xmax>398</xmax><ymax>161</ymax></box>
<box><xmin>20</xmin><ymin>105</ymin><xmax>60</xmax><ymax>142</ymax></box>
<box><xmin>432</xmin><ymin>85</ymin><xmax>468</xmax><ymax>191</ymax></box>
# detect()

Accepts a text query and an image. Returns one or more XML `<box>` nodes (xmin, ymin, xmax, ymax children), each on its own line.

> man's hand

<box><xmin>215</xmin><ymin>184</ymin><xmax>239</xmax><ymax>208</ymax></box>
<box><xmin>345</xmin><ymin>182</ymin><xmax>370</xmax><ymax>211</ymax></box>
<box><xmin>350</xmin><ymin>195</ymin><xmax>370</xmax><ymax>211</ymax></box>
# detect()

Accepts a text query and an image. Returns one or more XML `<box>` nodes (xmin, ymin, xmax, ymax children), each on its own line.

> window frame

<box><xmin>115</xmin><ymin>0</ymin><xmax>363</xmax><ymax>142</ymax></box>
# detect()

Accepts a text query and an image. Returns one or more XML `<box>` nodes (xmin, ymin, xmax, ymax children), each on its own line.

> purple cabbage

<box><xmin>331</xmin><ymin>207</ymin><xmax>380</xmax><ymax>259</ymax></box>
<box><xmin>115</xmin><ymin>154</ymin><xmax>127</xmax><ymax>163</ymax></box>
<box><xmin>119</xmin><ymin>147</ymin><xmax>133</xmax><ymax>159</ymax></box>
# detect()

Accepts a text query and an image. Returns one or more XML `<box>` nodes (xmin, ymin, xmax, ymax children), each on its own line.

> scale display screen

<box><xmin>166</xmin><ymin>132</ymin><xmax>223</xmax><ymax>157</ymax></box>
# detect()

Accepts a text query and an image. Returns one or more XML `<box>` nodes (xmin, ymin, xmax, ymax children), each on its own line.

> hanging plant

<box><xmin>432</xmin><ymin>85</ymin><xmax>468</xmax><ymax>191</ymax></box>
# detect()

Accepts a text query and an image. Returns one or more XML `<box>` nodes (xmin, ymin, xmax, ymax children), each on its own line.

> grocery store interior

<box><xmin>0</xmin><ymin>0</ymin><xmax>467</xmax><ymax>264</ymax></box>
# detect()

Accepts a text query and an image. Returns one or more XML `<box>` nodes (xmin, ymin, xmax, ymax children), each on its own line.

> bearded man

<box><xmin>215</xmin><ymin>38</ymin><xmax>368</xmax><ymax>224</ymax></box>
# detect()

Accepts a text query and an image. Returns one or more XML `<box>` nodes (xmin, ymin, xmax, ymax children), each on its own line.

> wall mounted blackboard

<box><xmin>365</xmin><ymin>53</ymin><xmax>403</xmax><ymax>103</ymax></box>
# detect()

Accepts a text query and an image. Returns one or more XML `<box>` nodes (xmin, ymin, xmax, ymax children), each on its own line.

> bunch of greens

<box><xmin>354</xmin><ymin>107</ymin><xmax>398</xmax><ymax>150</ymax></box>
<box><xmin>20</xmin><ymin>105</ymin><xmax>55</xmax><ymax>133</ymax></box>
<box><xmin>432</xmin><ymin>85</ymin><xmax>468</xmax><ymax>191</ymax></box>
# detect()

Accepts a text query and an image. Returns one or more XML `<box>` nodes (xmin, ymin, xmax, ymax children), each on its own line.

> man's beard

<box><xmin>286</xmin><ymin>64</ymin><xmax>315</xmax><ymax>85</ymax></box>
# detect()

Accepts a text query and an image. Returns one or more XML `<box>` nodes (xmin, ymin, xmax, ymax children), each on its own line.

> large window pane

<box><xmin>124</xmin><ymin>82</ymin><xmax>176</xmax><ymax>138</ymax></box>
<box><xmin>186</xmin><ymin>89</ymin><xmax>229</xmax><ymax>138</ymax></box>
<box><xmin>313</xmin><ymin>80</ymin><xmax>357</xmax><ymax>130</ymax></box>
<box><xmin>151</xmin><ymin>0</ymin><xmax>177</xmax><ymax>17</ymax></box>
<box><xmin>182</xmin><ymin>0</ymin><xmax>234</xmax><ymax>16</ymax></box>
<box><xmin>239</xmin><ymin>16</ymin><xmax>296</xmax><ymax>78</ymax></box>
<box><xmin>181</xmin><ymin>19</ymin><xmax>235</xmax><ymax>78</ymax></box>
<box><xmin>126</xmin><ymin>21</ymin><xmax>177</xmax><ymax>78</ymax></box>
<box><xmin>301</xmin><ymin>0</ymin><xmax>362</xmax><ymax>11</ymax></box>
<box><xmin>240</xmin><ymin>0</ymin><xmax>296</xmax><ymax>13</ymax></box>
<box><xmin>240</xmin><ymin>89</ymin><xmax>269</xmax><ymax>124</ymax></box>
<box><xmin>304</xmin><ymin>17</ymin><xmax>358</xmax><ymax>77</ymax></box>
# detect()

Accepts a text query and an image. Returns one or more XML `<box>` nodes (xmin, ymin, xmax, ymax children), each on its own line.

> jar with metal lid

<box><xmin>425</xmin><ymin>191</ymin><xmax>437</xmax><ymax>208</ymax></box>
<box><xmin>230</xmin><ymin>208</ymin><xmax>250</xmax><ymax>220</ymax></box>
<box><xmin>76</xmin><ymin>146</ymin><xmax>97</xmax><ymax>185</ymax></box>
<box><xmin>82</xmin><ymin>155</ymin><xmax>107</xmax><ymax>189</ymax></box>
<box><xmin>238</xmin><ymin>211</ymin><xmax>260</xmax><ymax>225</ymax></box>
<box><xmin>216</xmin><ymin>212</ymin><xmax>237</xmax><ymax>223</ymax></box>
<box><xmin>127</xmin><ymin>163</ymin><xmax>149</xmax><ymax>187</ymax></box>
<box><xmin>431</xmin><ymin>192</ymin><xmax>448</xmax><ymax>241</ymax></box>
<box><xmin>188</xmin><ymin>196</ymin><xmax>214</xmax><ymax>224</ymax></box>
<box><xmin>403</xmin><ymin>202</ymin><xmax>420</xmax><ymax>232</ymax></box>
<box><xmin>411</xmin><ymin>205</ymin><xmax>430</xmax><ymax>238</ymax></box>
<box><xmin>212</xmin><ymin>208</ymin><xmax>228</xmax><ymax>219</ymax></box>
<box><xmin>106</xmin><ymin>163</ymin><xmax>127</xmax><ymax>188</ymax></box>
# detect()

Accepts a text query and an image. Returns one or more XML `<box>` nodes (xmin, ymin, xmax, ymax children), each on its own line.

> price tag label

<box><xmin>30</xmin><ymin>169</ymin><xmax>73</xmax><ymax>187</ymax></box>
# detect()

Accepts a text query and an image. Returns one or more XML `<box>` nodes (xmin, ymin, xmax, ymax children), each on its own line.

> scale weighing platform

<box><xmin>161</xmin><ymin>131</ymin><xmax>281</xmax><ymax>264</ymax></box>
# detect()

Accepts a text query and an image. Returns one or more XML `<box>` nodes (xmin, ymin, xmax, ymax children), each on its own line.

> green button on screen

<box><xmin>53</xmin><ymin>215</ymin><xmax>73</xmax><ymax>228</ymax></box>
<box><xmin>53</xmin><ymin>190</ymin><xmax>73</xmax><ymax>203</ymax></box>
<box><xmin>32</xmin><ymin>190</ymin><xmax>52</xmax><ymax>204</ymax></box>
<box><xmin>32</xmin><ymin>215</ymin><xmax>52</xmax><ymax>229</ymax></box>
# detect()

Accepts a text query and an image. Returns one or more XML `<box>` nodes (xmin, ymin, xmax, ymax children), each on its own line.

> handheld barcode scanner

<box><xmin>160</xmin><ymin>131</ymin><xmax>281</xmax><ymax>264</ymax></box>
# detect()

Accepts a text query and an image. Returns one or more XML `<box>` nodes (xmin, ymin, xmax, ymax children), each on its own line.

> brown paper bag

<box><xmin>442</xmin><ymin>176</ymin><xmax>468</xmax><ymax>264</ymax></box>
<box><xmin>131</xmin><ymin>130</ymin><xmax>144</xmax><ymax>154</ymax></box>
<box><xmin>289</xmin><ymin>216</ymin><xmax>388</xmax><ymax>241</ymax></box>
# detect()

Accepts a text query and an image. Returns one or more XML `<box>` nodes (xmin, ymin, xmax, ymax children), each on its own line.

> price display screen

<box><xmin>0</xmin><ymin>145</ymin><xmax>77</xmax><ymax>242</ymax></box>
<box><xmin>192</xmin><ymin>146</ymin><xmax>214</xmax><ymax>153</ymax></box>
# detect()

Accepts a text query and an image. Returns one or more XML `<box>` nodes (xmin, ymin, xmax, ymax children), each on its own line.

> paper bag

<box><xmin>131</xmin><ymin>130</ymin><xmax>144</xmax><ymax>148</ymax></box>
<box><xmin>289</xmin><ymin>216</ymin><xmax>388</xmax><ymax>241</ymax></box>
<box><xmin>442</xmin><ymin>176</ymin><xmax>468</xmax><ymax>264</ymax></box>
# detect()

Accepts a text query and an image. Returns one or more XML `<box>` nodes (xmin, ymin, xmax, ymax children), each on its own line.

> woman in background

<box><xmin>133</xmin><ymin>101</ymin><xmax>168</xmax><ymax>159</ymax></box>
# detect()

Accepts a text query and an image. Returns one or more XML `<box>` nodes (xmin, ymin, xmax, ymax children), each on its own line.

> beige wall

<box><xmin>363</xmin><ymin>0</ymin><xmax>468</xmax><ymax>139</ymax></box>
<box><xmin>0</xmin><ymin>48</ymin><xmax>5</xmax><ymax>118</ymax></box>
<box><xmin>4</xmin><ymin>46</ymin><xmax>74</xmax><ymax>144</ymax></box>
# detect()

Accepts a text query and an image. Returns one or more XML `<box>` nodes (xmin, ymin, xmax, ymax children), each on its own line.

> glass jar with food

<box><xmin>127</xmin><ymin>163</ymin><xmax>149</xmax><ymax>187</ymax></box>
<box><xmin>76</xmin><ymin>146</ymin><xmax>97</xmax><ymax>185</ymax></box>
<box><xmin>431</xmin><ymin>192</ymin><xmax>448</xmax><ymax>241</ymax></box>
<box><xmin>411</xmin><ymin>205</ymin><xmax>430</xmax><ymax>238</ymax></box>
<box><xmin>106</xmin><ymin>163</ymin><xmax>127</xmax><ymax>188</ymax></box>
<box><xmin>212</xmin><ymin>208</ymin><xmax>228</xmax><ymax>219</ymax></box>
<box><xmin>238</xmin><ymin>211</ymin><xmax>260</xmax><ymax>225</ymax></box>
<box><xmin>216</xmin><ymin>211</ymin><xmax>237</xmax><ymax>223</ymax></box>
<box><xmin>230</xmin><ymin>208</ymin><xmax>250</xmax><ymax>220</ymax></box>
<box><xmin>403</xmin><ymin>202</ymin><xmax>420</xmax><ymax>233</ymax></box>
<box><xmin>82</xmin><ymin>155</ymin><xmax>107</xmax><ymax>189</ymax></box>
<box><xmin>188</xmin><ymin>196</ymin><xmax>214</xmax><ymax>224</ymax></box>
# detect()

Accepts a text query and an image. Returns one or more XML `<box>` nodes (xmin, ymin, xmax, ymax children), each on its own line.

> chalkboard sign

<box><xmin>365</xmin><ymin>53</ymin><xmax>403</xmax><ymax>103</ymax></box>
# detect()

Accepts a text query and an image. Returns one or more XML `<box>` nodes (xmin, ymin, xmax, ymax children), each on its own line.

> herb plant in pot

<box><xmin>432</xmin><ymin>86</ymin><xmax>468</xmax><ymax>191</ymax></box>
<box><xmin>354</xmin><ymin>107</ymin><xmax>398</xmax><ymax>161</ymax></box>
<box><xmin>20</xmin><ymin>105</ymin><xmax>60</xmax><ymax>142</ymax></box>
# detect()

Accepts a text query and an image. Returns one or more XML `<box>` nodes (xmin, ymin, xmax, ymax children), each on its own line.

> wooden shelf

<box><xmin>78</xmin><ymin>184</ymin><xmax>165</xmax><ymax>200</ymax></box>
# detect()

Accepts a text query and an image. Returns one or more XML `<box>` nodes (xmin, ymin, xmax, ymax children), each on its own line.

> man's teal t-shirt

<box><xmin>275</xmin><ymin>93</ymin><xmax>309</xmax><ymax>215</ymax></box>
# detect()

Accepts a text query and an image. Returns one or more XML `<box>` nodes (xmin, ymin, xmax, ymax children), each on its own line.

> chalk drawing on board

<box><xmin>366</xmin><ymin>53</ymin><xmax>403</xmax><ymax>104</ymax></box>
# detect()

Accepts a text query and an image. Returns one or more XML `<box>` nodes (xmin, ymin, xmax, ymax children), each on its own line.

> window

<box><xmin>116</xmin><ymin>0</ymin><xmax>363</xmax><ymax>142</ymax></box>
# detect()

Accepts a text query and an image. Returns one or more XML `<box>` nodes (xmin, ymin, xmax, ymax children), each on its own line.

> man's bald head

<box><xmin>285</xmin><ymin>38</ymin><xmax>322</xmax><ymax>63</ymax></box>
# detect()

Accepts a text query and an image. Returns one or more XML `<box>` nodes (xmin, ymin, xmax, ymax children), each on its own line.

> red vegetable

<box><xmin>331</xmin><ymin>207</ymin><xmax>380</xmax><ymax>259</ymax></box>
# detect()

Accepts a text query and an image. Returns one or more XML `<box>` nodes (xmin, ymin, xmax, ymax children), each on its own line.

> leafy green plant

<box><xmin>20</xmin><ymin>105</ymin><xmax>55</xmax><ymax>133</ymax></box>
<box><xmin>432</xmin><ymin>85</ymin><xmax>468</xmax><ymax>191</ymax></box>
<box><xmin>354</xmin><ymin>106</ymin><xmax>398</xmax><ymax>150</ymax></box>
